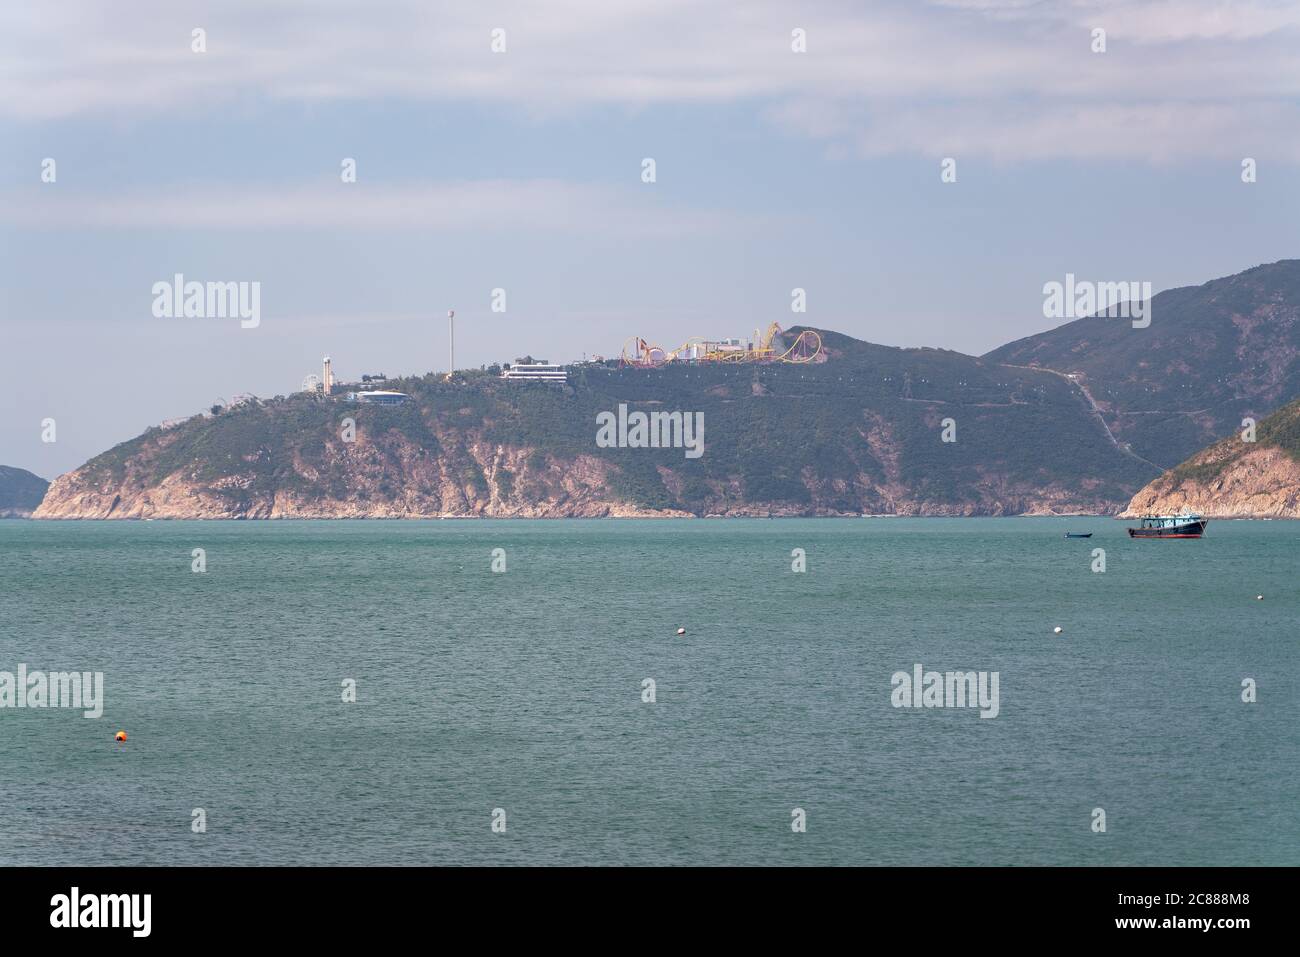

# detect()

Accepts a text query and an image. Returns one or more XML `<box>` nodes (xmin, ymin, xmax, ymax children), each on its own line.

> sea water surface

<box><xmin>0</xmin><ymin>518</ymin><xmax>1295</xmax><ymax>866</ymax></box>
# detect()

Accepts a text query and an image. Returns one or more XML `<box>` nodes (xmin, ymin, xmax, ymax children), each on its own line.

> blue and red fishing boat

<box><xmin>1127</xmin><ymin>513</ymin><xmax>1208</xmax><ymax>538</ymax></box>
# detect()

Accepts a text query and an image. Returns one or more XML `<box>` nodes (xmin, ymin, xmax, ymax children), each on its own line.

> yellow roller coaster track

<box><xmin>620</xmin><ymin>326</ymin><xmax>822</xmax><ymax>366</ymax></box>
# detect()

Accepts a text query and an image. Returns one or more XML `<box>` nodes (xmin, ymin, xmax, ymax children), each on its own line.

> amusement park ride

<box><xmin>620</xmin><ymin>323</ymin><xmax>823</xmax><ymax>368</ymax></box>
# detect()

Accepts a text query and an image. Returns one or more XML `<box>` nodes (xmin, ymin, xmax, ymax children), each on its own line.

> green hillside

<box><xmin>985</xmin><ymin>259</ymin><xmax>1300</xmax><ymax>468</ymax></box>
<box><xmin>60</xmin><ymin>326</ymin><xmax>1157</xmax><ymax>517</ymax></box>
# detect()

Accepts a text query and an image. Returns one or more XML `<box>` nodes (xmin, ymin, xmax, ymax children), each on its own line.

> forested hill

<box><xmin>986</xmin><ymin>259</ymin><xmax>1300</xmax><ymax>469</ymax></box>
<box><xmin>36</xmin><ymin>327</ymin><xmax>1156</xmax><ymax>518</ymax></box>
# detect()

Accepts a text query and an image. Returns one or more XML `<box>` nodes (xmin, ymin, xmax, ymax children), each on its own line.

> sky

<box><xmin>2</xmin><ymin>0</ymin><xmax>1299</xmax><ymax>477</ymax></box>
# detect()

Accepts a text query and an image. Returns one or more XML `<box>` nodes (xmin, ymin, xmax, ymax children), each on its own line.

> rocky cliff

<box><xmin>34</xmin><ymin>407</ymin><xmax>682</xmax><ymax>519</ymax></box>
<box><xmin>1121</xmin><ymin>398</ymin><xmax>1300</xmax><ymax>518</ymax></box>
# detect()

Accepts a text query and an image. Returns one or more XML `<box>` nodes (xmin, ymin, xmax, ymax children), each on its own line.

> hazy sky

<box><xmin>3</xmin><ymin>0</ymin><xmax>1299</xmax><ymax>477</ymax></box>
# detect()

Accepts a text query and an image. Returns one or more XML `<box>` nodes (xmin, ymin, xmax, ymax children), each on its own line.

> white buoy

<box><xmin>677</xmin><ymin>628</ymin><xmax>686</xmax><ymax>636</ymax></box>
<box><xmin>1053</xmin><ymin>626</ymin><xmax>1063</xmax><ymax>635</ymax></box>
<box><xmin>1256</xmin><ymin>595</ymin><xmax>1264</xmax><ymax>601</ymax></box>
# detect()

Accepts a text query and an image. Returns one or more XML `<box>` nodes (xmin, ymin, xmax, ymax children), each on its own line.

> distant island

<box><xmin>28</xmin><ymin>260</ymin><xmax>1300</xmax><ymax>520</ymax></box>
<box><xmin>0</xmin><ymin>466</ymin><xmax>50</xmax><ymax>518</ymax></box>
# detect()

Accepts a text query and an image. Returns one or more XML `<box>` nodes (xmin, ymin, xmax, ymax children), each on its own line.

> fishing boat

<box><xmin>1127</xmin><ymin>513</ymin><xmax>1208</xmax><ymax>538</ymax></box>
<box><xmin>1065</xmin><ymin>532</ymin><xmax>1093</xmax><ymax>538</ymax></box>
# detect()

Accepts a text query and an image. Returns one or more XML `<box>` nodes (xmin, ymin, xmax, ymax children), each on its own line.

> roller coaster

<box><xmin>620</xmin><ymin>323</ymin><xmax>822</xmax><ymax>368</ymax></box>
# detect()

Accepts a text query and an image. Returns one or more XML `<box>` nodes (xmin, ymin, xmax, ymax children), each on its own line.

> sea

<box><xmin>0</xmin><ymin>517</ymin><xmax>1295</xmax><ymax>866</ymax></box>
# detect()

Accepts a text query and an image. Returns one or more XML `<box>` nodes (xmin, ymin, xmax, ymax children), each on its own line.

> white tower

<box><xmin>322</xmin><ymin>356</ymin><xmax>333</xmax><ymax>395</ymax></box>
<box><xmin>447</xmin><ymin>310</ymin><xmax>455</xmax><ymax>377</ymax></box>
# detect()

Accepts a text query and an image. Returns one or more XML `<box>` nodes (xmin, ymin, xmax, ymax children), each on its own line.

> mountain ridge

<box><xmin>985</xmin><ymin>259</ymin><xmax>1300</xmax><ymax>469</ymax></box>
<box><xmin>33</xmin><ymin>260</ymin><xmax>1300</xmax><ymax>519</ymax></box>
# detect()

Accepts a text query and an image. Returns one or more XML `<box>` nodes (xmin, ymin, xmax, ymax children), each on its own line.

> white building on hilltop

<box><xmin>350</xmin><ymin>390</ymin><xmax>409</xmax><ymax>406</ymax></box>
<box><xmin>501</xmin><ymin>362</ymin><xmax>567</xmax><ymax>383</ymax></box>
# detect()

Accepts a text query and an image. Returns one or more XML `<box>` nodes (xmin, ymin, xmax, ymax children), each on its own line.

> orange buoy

<box><xmin>114</xmin><ymin>731</ymin><xmax>127</xmax><ymax>742</ymax></box>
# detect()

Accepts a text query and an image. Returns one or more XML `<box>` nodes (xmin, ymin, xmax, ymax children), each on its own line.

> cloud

<box><xmin>0</xmin><ymin>179</ymin><xmax>754</xmax><ymax>236</ymax></box>
<box><xmin>769</xmin><ymin>97</ymin><xmax>1300</xmax><ymax>163</ymax></box>
<box><xmin>1074</xmin><ymin>0</ymin><xmax>1300</xmax><ymax>42</ymax></box>
<box><xmin>2</xmin><ymin>0</ymin><xmax>1298</xmax><ymax>161</ymax></box>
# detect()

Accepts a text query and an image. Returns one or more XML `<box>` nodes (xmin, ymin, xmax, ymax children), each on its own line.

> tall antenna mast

<box><xmin>447</xmin><ymin>309</ymin><xmax>455</xmax><ymax>377</ymax></box>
